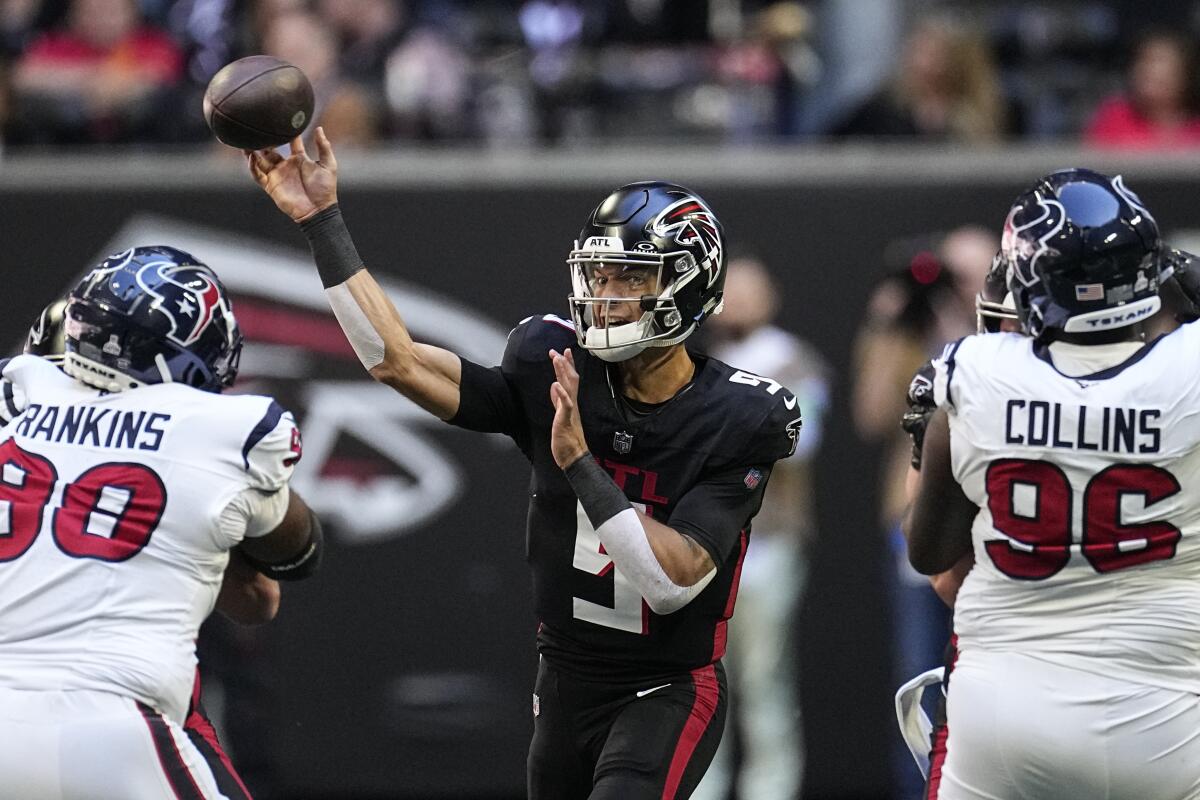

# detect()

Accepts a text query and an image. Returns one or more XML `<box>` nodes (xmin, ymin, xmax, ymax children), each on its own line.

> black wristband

<box><xmin>564</xmin><ymin>453</ymin><xmax>631</xmax><ymax>529</ymax></box>
<box><xmin>299</xmin><ymin>204</ymin><xmax>365</xmax><ymax>289</ymax></box>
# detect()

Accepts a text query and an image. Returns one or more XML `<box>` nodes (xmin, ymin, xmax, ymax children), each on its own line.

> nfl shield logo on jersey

<box><xmin>744</xmin><ymin>468</ymin><xmax>762</xmax><ymax>490</ymax></box>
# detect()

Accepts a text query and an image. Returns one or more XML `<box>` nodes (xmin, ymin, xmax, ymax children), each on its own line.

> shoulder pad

<box><xmin>932</xmin><ymin>335</ymin><xmax>972</xmax><ymax>410</ymax></box>
<box><xmin>717</xmin><ymin>365</ymin><xmax>803</xmax><ymax>463</ymax></box>
<box><xmin>0</xmin><ymin>359</ymin><xmax>19</xmax><ymax>425</ymax></box>
<box><xmin>503</xmin><ymin>314</ymin><xmax>578</xmax><ymax>366</ymax></box>
<box><xmin>227</xmin><ymin>395</ymin><xmax>302</xmax><ymax>492</ymax></box>
<box><xmin>4</xmin><ymin>354</ymin><xmax>75</xmax><ymax>402</ymax></box>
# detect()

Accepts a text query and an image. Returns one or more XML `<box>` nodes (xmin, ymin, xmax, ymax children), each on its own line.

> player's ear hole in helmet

<box><xmin>63</xmin><ymin>246</ymin><xmax>243</xmax><ymax>393</ymax></box>
<box><xmin>999</xmin><ymin>168</ymin><xmax>1161</xmax><ymax>342</ymax></box>
<box><xmin>567</xmin><ymin>181</ymin><xmax>727</xmax><ymax>362</ymax></box>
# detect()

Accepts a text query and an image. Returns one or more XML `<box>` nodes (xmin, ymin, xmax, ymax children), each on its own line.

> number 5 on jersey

<box><xmin>572</xmin><ymin>500</ymin><xmax>649</xmax><ymax>633</ymax></box>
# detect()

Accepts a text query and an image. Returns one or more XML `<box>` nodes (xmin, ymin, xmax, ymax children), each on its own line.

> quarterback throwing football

<box><xmin>247</xmin><ymin>130</ymin><xmax>801</xmax><ymax>799</ymax></box>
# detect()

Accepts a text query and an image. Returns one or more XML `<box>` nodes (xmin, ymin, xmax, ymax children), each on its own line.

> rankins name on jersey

<box><xmin>12</xmin><ymin>404</ymin><xmax>171</xmax><ymax>452</ymax></box>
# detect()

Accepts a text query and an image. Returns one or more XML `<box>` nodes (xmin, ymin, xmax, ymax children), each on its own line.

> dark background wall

<box><xmin>3</xmin><ymin>156</ymin><xmax>1197</xmax><ymax>799</ymax></box>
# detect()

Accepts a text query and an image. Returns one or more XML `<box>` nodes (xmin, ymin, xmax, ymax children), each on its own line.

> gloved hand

<box><xmin>900</xmin><ymin>360</ymin><xmax>937</xmax><ymax>470</ymax></box>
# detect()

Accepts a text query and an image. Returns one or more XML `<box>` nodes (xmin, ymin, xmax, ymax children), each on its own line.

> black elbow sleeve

<box><xmin>243</xmin><ymin>510</ymin><xmax>324</xmax><ymax>581</ymax></box>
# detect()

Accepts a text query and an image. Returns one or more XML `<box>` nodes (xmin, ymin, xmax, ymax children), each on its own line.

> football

<box><xmin>203</xmin><ymin>55</ymin><xmax>314</xmax><ymax>150</ymax></box>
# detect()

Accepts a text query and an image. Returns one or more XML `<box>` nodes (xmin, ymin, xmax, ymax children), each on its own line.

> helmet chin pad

<box><xmin>581</xmin><ymin>318</ymin><xmax>656</xmax><ymax>362</ymax></box>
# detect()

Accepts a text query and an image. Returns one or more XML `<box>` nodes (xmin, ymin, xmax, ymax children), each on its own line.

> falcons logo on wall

<box><xmin>84</xmin><ymin>215</ymin><xmax>511</xmax><ymax>545</ymax></box>
<box><xmin>650</xmin><ymin>197</ymin><xmax>723</xmax><ymax>286</ymax></box>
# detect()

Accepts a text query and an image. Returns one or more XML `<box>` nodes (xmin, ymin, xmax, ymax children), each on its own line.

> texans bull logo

<box><xmin>136</xmin><ymin>262</ymin><xmax>228</xmax><ymax>348</ymax></box>
<box><xmin>1002</xmin><ymin>196</ymin><xmax>1066</xmax><ymax>289</ymax></box>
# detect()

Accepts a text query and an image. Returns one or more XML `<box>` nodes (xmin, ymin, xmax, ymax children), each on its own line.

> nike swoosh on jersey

<box><xmin>783</xmin><ymin>395</ymin><xmax>798</xmax><ymax>410</ymax></box>
<box><xmin>636</xmin><ymin>683</ymin><xmax>671</xmax><ymax>698</ymax></box>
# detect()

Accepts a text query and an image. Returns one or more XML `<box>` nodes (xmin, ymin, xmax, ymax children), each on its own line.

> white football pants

<box><xmin>936</xmin><ymin>650</ymin><xmax>1200</xmax><ymax>800</ymax></box>
<box><xmin>0</xmin><ymin>687</ymin><xmax>229</xmax><ymax>799</ymax></box>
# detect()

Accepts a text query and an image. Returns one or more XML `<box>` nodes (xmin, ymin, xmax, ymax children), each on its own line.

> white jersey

<box><xmin>933</xmin><ymin>325</ymin><xmax>1200</xmax><ymax>693</ymax></box>
<box><xmin>0</xmin><ymin>355</ymin><xmax>299</xmax><ymax>722</ymax></box>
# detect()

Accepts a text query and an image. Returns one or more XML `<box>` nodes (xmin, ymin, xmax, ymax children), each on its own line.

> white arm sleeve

<box><xmin>326</xmin><ymin>283</ymin><xmax>386</xmax><ymax>370</ymax></box>
<box><xmin>595</xmin><ymin>508</ymin><xmax>717</xmax><ymax>615</ymax></box>
<box><xmin>219</xmin><ymin>487</ymin><xmax>290</xmax><ymax>544</ymax></box>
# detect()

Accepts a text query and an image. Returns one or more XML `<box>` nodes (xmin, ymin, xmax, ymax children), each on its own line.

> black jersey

<box><xmin>450</xmin><ymin>314</ymin><xmax>802</xmax><ymax>681</ymax></box>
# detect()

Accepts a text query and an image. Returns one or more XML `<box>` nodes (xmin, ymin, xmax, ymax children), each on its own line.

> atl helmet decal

<box><xmin>1003</xmin><ymin>195</ymin><xmax>1066</xmax><ymax>289</ymax></box>
<box><xmin>134</xmin><ymin>260</ymin><xmax>227</xmax><ymax>347</ymax></box>
<box><xmin>1111</xmin><ymin>174</ymin><xmax>1155</xmax><ymax>226</ymax></box>
<box><xmin>649</xmin><ymin>197</ymin><xmax>723</xmax><ymax>286</ymax></box>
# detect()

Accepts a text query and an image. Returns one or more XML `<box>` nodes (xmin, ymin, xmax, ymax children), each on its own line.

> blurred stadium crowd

<box><xmin>3</xmin><ymin>0</ymin><xmax>1200</xmax><ymax>149</ymax></box>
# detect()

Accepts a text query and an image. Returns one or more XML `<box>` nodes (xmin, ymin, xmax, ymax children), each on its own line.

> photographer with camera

<box><xmin>850</xmin><ymin>224</ymin><xmax>995</xmax><ymax>800</ymax></box>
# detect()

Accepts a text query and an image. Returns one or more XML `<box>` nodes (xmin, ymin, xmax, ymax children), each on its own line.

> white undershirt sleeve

<box><xmin>325</xmin><ymin>282</ymin><xmax>386</xmax><ymax>370</ymax></box>
<box><xmin>594</xmin><ymin>508</ymin><xmax>717</xmax><ymax>615</ymax></box>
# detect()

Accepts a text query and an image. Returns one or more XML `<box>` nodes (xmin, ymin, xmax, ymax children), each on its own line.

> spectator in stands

<box><xmin>1085</xmin><ymin>30</ymin><xmax>1200</xmax><ymax>150</ymax></box>
<box><xmin>711</xmin><ymin>2</ymin><xmax>818</xmax><ymax>139</ymax></box>
<box><xmin>692</xmin><ymin>255</ymin><xmax>829</xmax><ymax>800</ymax></box>
<box><xmin>833</xmin><ymin>16</ymin><xmax>1004</xmax><ymax>143</ymax></box>
<box><xmin>261</xmin><ymin>8</ymin><xmax>379</xmax><ymax>147</ymax></box>
<box><xmin>9</xmin><ymin>0</ymin><xmax>182</xmax><ymax>144</ymax></box>
<box><xmin>319</xmin><ymin>0</ymin><xmax>408</xmax><ymax>90</ymax></box>
<box><xmin>1</xmin><ymin>0</ymin><xmax>41</xmax><ymax>58</ymax></box>
<box><xmin>385</xmin><ymin>24</ymin><xmax>470</xmax><ymax>140</ymax></box>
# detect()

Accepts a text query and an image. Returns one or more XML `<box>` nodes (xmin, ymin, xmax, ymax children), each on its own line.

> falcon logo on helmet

<box><xmin>650</xmin><ymin>197</ymin><xmax>723</xmax><ymax>286</ymax></box>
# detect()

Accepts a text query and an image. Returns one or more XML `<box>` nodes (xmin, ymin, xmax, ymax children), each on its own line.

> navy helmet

<box><xmin>1000</xmin><ymin>168</ymin><xmax>1161</xmax><ymax>340</ymax></box>
<box><xmin>64</xmin><ymin>246</ymin><xmax>242</xmax><ymax>392</ymax></box>
<box><xmin>567</xmin><ymin>181</ymin><xmax>726</xmax><ymax>361</ymax></box>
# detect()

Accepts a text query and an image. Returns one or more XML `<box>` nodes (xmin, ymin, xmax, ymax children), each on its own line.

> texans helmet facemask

<box><xmin>64</xmin><ymin>246</ymin><xmax>243</xmax><ymax>392</ymax></box>
<box><xmin>975</xmin><ymin>253</ymin><xmax>1019</xmax><ymax>333</ymax></box>
<box><xmin>1000</xmin><ymin>168</ymin><xmax>1161</xmax><ymax>341</ymax></box>
<box><xmin>567</xmin><ymin>181</ymin><xmax>727</xmax><ymax>362</ymax></box>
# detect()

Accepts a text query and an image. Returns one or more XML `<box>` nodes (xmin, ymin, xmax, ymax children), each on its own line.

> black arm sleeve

<box><xmin>447</xmin><ymin>357</ymin><xmax>523</xmax><ymax>436</ymax></box>
<box><xmin>668</xmin><ymin>464</ymin><xmax>772</xmax><ymax>566</ymax></box>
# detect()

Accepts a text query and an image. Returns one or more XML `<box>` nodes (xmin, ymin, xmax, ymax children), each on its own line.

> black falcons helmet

<box><xmin>567</xmin><ymin>181</ymin><xmax>726</xmax><ymax>362</ymax></box>
<box><xmin>1001</xmin><ymin>168</ymin><xmax>1161</xmax><ymax>340</ymax></box>
<box><xmin>25</xmin><ymin>299</ymin><xmax>69</xmax><ymax>363</ymax></box>
<box><xmin>975</xmin><ymin>253</ymin><xmax>1019</xmax><ymax>333</ymax></box>
<box><xmin>64</xmin><ymin>246</ymin><xmax>242</xmax><ymax>392</ymax></box>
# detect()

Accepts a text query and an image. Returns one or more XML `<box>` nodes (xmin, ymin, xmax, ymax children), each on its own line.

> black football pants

<box><xmin>527</xmin><ymin>658</ymin><xmax>727</xmax><ymax>800</ymax></box>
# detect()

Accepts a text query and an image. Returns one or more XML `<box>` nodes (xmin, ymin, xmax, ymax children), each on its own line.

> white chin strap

<box><xmin>582</xmin><ymin>320</ymin><xmax>655</xmax><ymax>362</ymax></box>
<box><xmin>63</xmin><ymin>352</ymin><xmax>142</xmax><ymax>393</ymax></box>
